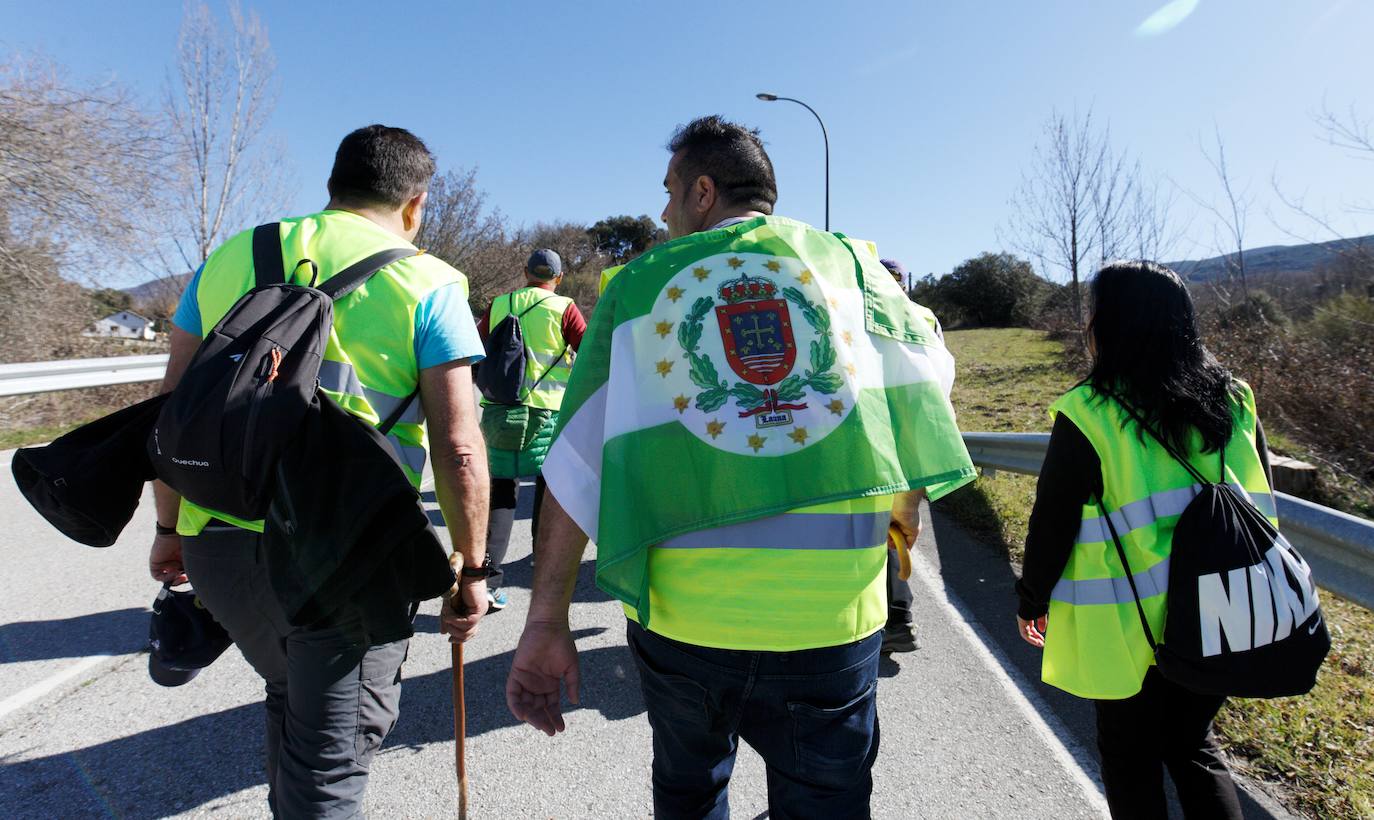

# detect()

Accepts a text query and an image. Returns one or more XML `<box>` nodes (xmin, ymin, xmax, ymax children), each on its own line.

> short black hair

<box><xmin>667</xmin><ymin>115</ymin><xmax>777</xmax><ymax>214</ymax></box>
<box><xmin>327</xmin><ymin>125</ymin><xmax>436</xmax><ymax>209</ymax></box>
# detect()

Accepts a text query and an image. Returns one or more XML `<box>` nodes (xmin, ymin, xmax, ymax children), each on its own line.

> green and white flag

<box><xmin>544</xmin><ymin>216</ymin><xmax>975</xmax><ymax>620</ymax></box>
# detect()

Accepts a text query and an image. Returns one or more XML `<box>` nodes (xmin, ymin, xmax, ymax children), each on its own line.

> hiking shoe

<box><xmin>487</xmin><ymin>589</ymin><xmax>508</xmax><ymax>612</ymax></box>
<box><xmin>881</xmin><ymin>623</ymin><xmax>918</xmax><ymax>654</ymax></box>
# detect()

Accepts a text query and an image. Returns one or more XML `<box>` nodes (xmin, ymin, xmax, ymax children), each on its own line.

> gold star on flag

<box><xmin>827</xmin><ymin>399</ymin><xmax>845</xmax><ymax>416</ymax></box>
<box><xmin>747</xmin><ymin>433</ymin><xmax>766</xmax><ymax>452</ymax></box>
<box><xmin>655</xmin><ymin>320</ymin><xmax>674</xmax><ymax>338</ymax></box>
<box><xmin>827</xmin><ymin>297</ymin><xmax>839</xmax><ymax>309</ymax></box>
<box><xmin>666</xmin><ymin>286</ymin><xmax>685</xmax><ymax>302</ymax></box>
<box><xmin>674</xmin><ymin>395</ymin><xmax>690</xmax><ymax>414</ymax></box>
<box><xmin>764</xmin><ymin>259</ymin><xmax>781</xmax><ymax>272</ymax></box>
<box><xmin>845</xmin><ymin>363</ymin><xmax>857</xmax><ymax>377</ymax></box>
<box><xmin>655</xmin><ymin>359</ymin><xmax>674</xmax><ymax>378</ymax></box>
<box><xmin>788</xmin><ymin>427</ymin><xmax>809</xmax><ymax>445</ymax></box>
<box><xmin>693</xmin><ymin>266</ymin><xmax>710</xmax><ymax>281</ymax></box>
<box><xmin>841</xmin><ymin>330</ymin><xmax>854</xmax><ymax>346</ymax></box>
<box><xmin>798</xmin><ymin>270</ymin><xmax>813</xmax><ymax>284</ymax></box>
<box><xmin>727</xmin><ymin>257</ymin><xmax>745</xmax><ymax>269</ymax></box>
<box><xmin>706</xmin><ymin>419</ymin><xmax>725</xmax><ymax>439</ymax></box>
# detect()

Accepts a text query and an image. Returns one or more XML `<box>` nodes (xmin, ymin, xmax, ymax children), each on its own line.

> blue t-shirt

<box><xmin>173</xmin><ymin>269</ymin><xmax>483</xmax><ymax>369</ymax></box>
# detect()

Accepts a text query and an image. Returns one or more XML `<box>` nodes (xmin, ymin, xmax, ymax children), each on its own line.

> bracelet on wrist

<box><xmin>155</xmin><ymin>523</ymin><xmax>178</xmax><ymax>536</ymax></box>
<box><xmin>459</xmin><ymin>555</ymin><xmax>494</xmax><ymax>580</ymax></box>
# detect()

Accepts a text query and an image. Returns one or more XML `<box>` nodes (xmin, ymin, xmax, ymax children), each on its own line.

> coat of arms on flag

<box><xmin>714</xmin><ymin>273</ymin><xmax>804</xmax><ymax>427</ymax></box>
<box><xmin>653</xmin><ymin>253</ymin><xmax>852</xmax><ymax>454</ymax></box>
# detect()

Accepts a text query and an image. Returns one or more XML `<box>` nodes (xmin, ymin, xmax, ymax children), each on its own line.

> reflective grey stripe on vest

<box><xmin>1077</xmin><ymin>484</ymin><xmax>1276</xmax><ymax>545</ymax></box>
<box><xmin>530</xmin><ymin>377</ymin><xmax>568</xmax><ymax>394</ymax></box>
<box><xmin>1051</xmin><ymin>557</ymin><xmax>1171</xmax><ymax>606</ymax></box>
<box><xmin>317</xmin><ymin>360</ymin><xmax>425</xmax><ymax>425</ymax></box>
<box><xmin>527</xmin><ymin>350</ymin><xmax>570</xmax><ymax>392</ymax></box>
<box><xmin>659</xmin><ymin>510</ymin><xmax>889</xmax><ymax>550</ymax></box>
<box><xmin>387</xmin><ymin>434</ymin><xmax>427</xmax><ymax>474</ymax></box>
<box><xmin>528</xmin><ymin>349</ymin><xmax>567</xmax><ymax>369</ymax></box>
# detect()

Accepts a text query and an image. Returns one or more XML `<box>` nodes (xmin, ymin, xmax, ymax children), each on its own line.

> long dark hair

<box><xmin>1086</xmin><ymin>261</ymin><xmax>1240</xmax><ymax>454</ymax></box>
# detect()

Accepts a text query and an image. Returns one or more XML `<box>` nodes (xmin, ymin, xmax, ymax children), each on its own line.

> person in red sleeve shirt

<box><xmin>476</xmin><ymin>250</ymin><xmax>586</xmax><ymax>610</ymax></box>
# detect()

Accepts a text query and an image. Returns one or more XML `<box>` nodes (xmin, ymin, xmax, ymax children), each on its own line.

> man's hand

<box><xmin>890</xmin><ymin>488</ymin><xmax>925</xmax><ymax>550</ymax></box>
<box><xmin>507</xmin><ymin>620</ymin><xmax>580</xmax><ymax>736</ymax></box>
<box><xmin>149</xmin><ymin>532</ymin><xmax>188</xmax><ymax>585</ymax></box>
<box><xmin>440</xmin><ymin>578</ymin><xmax>489</xmax><ymax>643</ymax></box>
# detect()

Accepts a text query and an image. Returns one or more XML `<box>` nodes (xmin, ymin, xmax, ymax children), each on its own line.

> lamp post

<box><xmin>756</xmin><ymin>92</ymin><xmax>830</xmax><ymax>230</ymax></box>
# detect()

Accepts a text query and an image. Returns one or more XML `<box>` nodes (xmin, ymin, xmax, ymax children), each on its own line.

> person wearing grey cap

<box><xmin>476</xmin><ymin>249</ymin><xmax>587</xmax><ymax>610</ymax></box>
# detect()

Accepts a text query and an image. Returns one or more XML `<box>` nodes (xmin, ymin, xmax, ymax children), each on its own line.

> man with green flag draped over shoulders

<box><xmin>506</xmin><ymin>115</ymin><xmax>975</xmax><ymax>819</ymax></box>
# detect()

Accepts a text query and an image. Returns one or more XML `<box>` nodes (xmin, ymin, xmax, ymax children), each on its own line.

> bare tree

<box><xmin>1316</xmin><ymin>100</ymin><xmax>1374</xmax><ymax>160</ymax></box>
<box><xmin>0</xmin><ymin>56</ymin><xmax>166</xmax><ymax>361</ymax></box>
<box><xmin>162</xmin><ymin>1</ymin><xmax>289</xmax><ymax>273</ymax></box>
<box><xmin>1272</xmin><ymin>101</ymin><xmax>1374</xmax><ymax>243</ymax></box>
<box><xmin>1090</xmin><ymin>147</ymin><xmax>1140</xmax><ymax>267</ymax></box>
<box><xmin>416</xmin><ymin>168</ymin><xmax>521</xmax><ymax>309</ymax></box>
<box><xmin>1126</xmin><ymin>175</ymin><xmax>1182</xmax><ymax>262</ymax></box>
<box><xmin>0</xmin><ymin>56</ymin><xmax>163</xmax><ymax>284</ymax></box>
<box><xmin>1182</xmin><ymin>127</ymin><xmax>1254</xmax><ymax>302</ymax></box>
<box><xmin>1006</xmin><ymin>108</ymin><xmax>1112</xmax><ymax>327</ymax></box>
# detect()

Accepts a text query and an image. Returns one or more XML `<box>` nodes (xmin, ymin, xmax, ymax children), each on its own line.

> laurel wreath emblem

<box><xmin>676</xmin><ymin>286</ymin><xmax>841</xmax><ymax>414</ymax></box>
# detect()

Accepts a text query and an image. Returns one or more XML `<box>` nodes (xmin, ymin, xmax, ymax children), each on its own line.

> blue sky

<box><xmin>4</xmin><ymin>0</ymin><xmax>1372</xmax><ymax>283</ymax></box>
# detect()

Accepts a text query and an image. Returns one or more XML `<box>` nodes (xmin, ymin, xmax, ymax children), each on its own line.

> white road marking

<box><xmin>0</xmin><ymin>655</ymin><xmax>117</xmax><ymax>721</ymax></box>
<box><xmin>908</xmin><ymin>546</ymin><xmax>1112</xmax><ymax>818</ymax></box>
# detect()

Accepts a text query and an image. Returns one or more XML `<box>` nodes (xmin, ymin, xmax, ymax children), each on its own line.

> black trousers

<box><xmin>486</xmin><ymin>475</ymin><xmax>546</xmax><ymax>591</ymax></box>
<box><xmin>1094</xmin><ymin>668</ymin><xmax>1242</xmax><ymax>819</ymax></box>
<box><xmin>885</xmin><ymin>548</ymin><xmax>913</xmax><ymax>627</ymax></box>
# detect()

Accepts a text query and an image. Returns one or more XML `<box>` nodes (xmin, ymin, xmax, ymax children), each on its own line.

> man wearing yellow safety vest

<box><xmin>148</xmin><ymin>125</ymin><xmax>491</xmax><ymax>817</ymax></box>
<box><xmin>477</xmin><ymin>249</ymin><xmax>586</xmax><ymax>611</ymax></box>
<box><xmin>504</xmin><ymin>115</ymin><xmax>974</xmax><ymax>818</ymax></box>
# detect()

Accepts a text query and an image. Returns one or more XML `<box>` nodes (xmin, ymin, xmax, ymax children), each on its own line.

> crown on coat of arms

<box><xmin>717</xmin><ymin>273</ymin><xmax>777</xmax><ymax>304</ymax></box>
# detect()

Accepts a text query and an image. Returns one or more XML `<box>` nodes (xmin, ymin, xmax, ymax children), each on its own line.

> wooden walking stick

<box><xmin>452</xmin><ymin>642</ymin><xmax>468</xmax><ymax>819</ymax></box>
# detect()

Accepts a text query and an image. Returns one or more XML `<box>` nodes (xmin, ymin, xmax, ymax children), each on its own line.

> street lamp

<box><xmin>756</xmin><ymin>92</ymin><xmax>830</xmax><ymax>230</ymax></box>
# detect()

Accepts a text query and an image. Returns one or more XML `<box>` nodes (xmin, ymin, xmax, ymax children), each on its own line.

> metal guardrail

<box><xmin>0</xmin><ymin>355</ymin><xmax>169</xmax><ymax>397</ymax></box>
<box><xmin>961</xmin><ymin>432</ymin><xmax>1374</xmax><ymax>610</ymax></box>
<box><xmin>4</xmin><ymin>357</ymin><xmax>1372</xmax><ymax>609</ymax></box>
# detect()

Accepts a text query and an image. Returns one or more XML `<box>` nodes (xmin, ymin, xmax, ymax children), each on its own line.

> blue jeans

<box><xmin>627</xmin><ymin>620</ymin><xmax>882</xmax><ymax>820</ymax></box>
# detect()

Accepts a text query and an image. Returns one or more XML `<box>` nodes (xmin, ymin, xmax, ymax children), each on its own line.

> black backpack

<box><xmin>1099</xmin><ymin>395</ymin><xmax>1330</xmax><ymax>698</ymax></box>
<box><xmin>474</xmin><ymin>292</ymin><xmax>567</xmax><ymax>405</ymax></box>
<box><xmin>148</xmin><ymin>223</ymin><xmax>418</xmax><ymax>520</ymax></box>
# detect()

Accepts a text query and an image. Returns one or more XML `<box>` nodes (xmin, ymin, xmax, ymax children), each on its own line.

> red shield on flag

<box><xmin>715</xmin><ymin>299</ymin><xmax>797</xmax><ymax>386</ymax></box>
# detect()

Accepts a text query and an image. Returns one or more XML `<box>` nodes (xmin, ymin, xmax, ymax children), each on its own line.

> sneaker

<box><xmin>487</xmin><ymin>589</ymin><xmax>508</xmax><ymax>612</ymax></box>
<box><xmin>881</xmin><ymin>623</ymin><xmax>917</xmax><ymax>654</ymax></box>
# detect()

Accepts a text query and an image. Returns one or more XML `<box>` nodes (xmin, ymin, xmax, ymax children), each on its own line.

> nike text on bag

<box><xmin>1099</xmin><ymin>395</ymin><xmax>1330</xmax><ymax>698</ymax></box>
<box><xmin>474</xmin><ymin>292</ymin><xmax>567</xmax><ymax>405</ymax></box>
<box><xmin>148</xmin><ymin>223</ymin><xmax>418</xmax><ymax>520</ymax></box>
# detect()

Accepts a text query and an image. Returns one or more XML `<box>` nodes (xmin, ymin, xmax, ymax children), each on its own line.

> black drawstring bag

<box><xmin>1099</xmin><ymin>395</ymin><xmax>1329</xmax><ymax>698</ymax></box>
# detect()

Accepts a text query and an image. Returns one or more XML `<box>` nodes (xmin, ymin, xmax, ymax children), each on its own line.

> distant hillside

<box><xmin>121</xmin><ymin>272</ymin><xmax>193</xmax><ymax>308</ymax></box>
<box><xmin>1165</xmin><ymin>235</ymin><xmax>1373</xmax><ymax>282</ymax></box>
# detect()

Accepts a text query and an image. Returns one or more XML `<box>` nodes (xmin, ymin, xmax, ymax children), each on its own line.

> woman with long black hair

<box><xmin>1015</xmin><ymin>261</ymin><xmax>1274</xmax><ymax>818</ymax></box>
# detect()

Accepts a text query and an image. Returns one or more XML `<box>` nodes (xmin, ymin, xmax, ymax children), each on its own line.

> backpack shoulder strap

<box><xmin>515</xmin><ymin>293</ymin><xmax>557</xmax><ymax>318</ymax></box>
<box><xmin>377</xmin><ymin>387</ymin><xmax>420</xmax><ymax>437</ymax></box>
<box><xmin>252</xmin><ymin>223</ymin><xmax>284</xmax><ymax>287</ymax></box>
<box><xmin>317</xmin><ymin>248</ymin><xmax>419</xmax><ymax>301</ymax></box>
<box><xmin>1096</xmin><ymin>492</ymin><xmax>1160</xmax><ymax>652</ymax></box>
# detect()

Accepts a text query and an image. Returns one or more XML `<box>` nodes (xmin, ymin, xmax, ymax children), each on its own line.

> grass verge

<box><xmin>938</xmin><ymin>328</ymin><xmax>1079</xmax><ymax>564</ymax></box>
<box><xmin>938</xmin><ymin>326</ymin><xmax>1373</xmax><ymax>819</ymax></box>
<box><xmin>0</xmin><ymin>421</ymin><xmax>88</xmax><ymax>450</ymax></box>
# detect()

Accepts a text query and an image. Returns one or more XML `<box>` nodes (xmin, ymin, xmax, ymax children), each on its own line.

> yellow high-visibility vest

<box><xmin>1043</xmin><ymin>382</ymin><xmax>1275</xmax><ymax>699</ymax></box>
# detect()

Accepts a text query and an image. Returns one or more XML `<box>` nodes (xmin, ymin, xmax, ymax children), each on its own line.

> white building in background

<box><xmin>87</xmin><ymin>311</ymin><xmax>156</xmax><ymax>340</ymax></box>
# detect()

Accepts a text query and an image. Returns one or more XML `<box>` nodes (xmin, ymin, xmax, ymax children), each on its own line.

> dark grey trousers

<box><xmin>183</xmin><ymin>527</ymin><xmax>408</xmax><ymax>819</ymax></box>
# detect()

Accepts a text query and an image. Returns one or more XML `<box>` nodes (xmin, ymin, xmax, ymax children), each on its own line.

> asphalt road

<box><xmin>0</xmin><ymin>448</ymin><xmax>1298</xmax><ymax>819</ymax></box>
